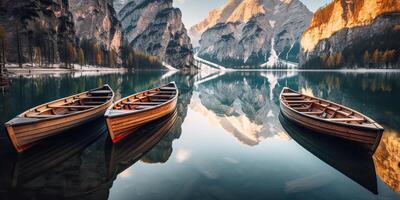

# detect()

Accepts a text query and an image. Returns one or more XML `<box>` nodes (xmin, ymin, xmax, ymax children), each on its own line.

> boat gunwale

<box><xmin>279</xmin><ymin>87</ymin><xmax>384</xmax><ymax>131</ymax></box>
<box><xmin>5</xmin><ymin>84</ymin><xmax>115</xmax><ymax>127</ymax></box>
<box><xmin>104</xmin><ymin>82</ymin><xmax>178</xmax><ymax>119</ymax></box>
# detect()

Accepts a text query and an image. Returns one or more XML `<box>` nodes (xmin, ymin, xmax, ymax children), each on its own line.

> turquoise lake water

<box><xmin>0</xmin><ymin>71</ymin><xmax>399</xmax><ymax>200</ymax></box>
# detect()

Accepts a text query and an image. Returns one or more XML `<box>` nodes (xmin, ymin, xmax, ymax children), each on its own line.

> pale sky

<box><xmin>173</xmin><ymin>0</ymin><xmax>332</xmax><ymax>28</ymax></box>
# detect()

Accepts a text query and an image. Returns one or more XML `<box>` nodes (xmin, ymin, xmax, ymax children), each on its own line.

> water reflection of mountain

<box><xmin>193</xmin><ymin>72</ymin><xmax>295</xmax><ymax>146</ymax></box>
<box><xmin>141</xmin><ymin>72</ymin><xmax>196</xmax><ymax>163</ymax></box>
<box><xmin>0</xmin><ymin>72</ymin><xmax>196</xmax><ymax>199</ymax></box>
<box><xmin>279</xmin><ymin>114</ymin><xmax>378</xmax><ymax>194</ymax></box>
<box><xmin>373</xmin><ymin>130</ymin><xmax>400</xmax><ymax>193</ymax></box>
<box><xmin>106</xmin><ymin>111</ymin><xmax>178</xmax><ymax>178</ymax></box>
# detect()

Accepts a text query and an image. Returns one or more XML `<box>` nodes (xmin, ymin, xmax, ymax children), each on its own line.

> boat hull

<box><xmin>280</xmin><ymin>101</ymin><xmax>383</xmax><ymax>153</ymax></box>
<box><xmin>106</xmin><ymin>97</ymin><xmax>177</xmax><ymax>142</ymax></box>
<box><xmin>5</xmin><ymin>99</ymin><xmax>112</xmax><ymax>153</ymax></box>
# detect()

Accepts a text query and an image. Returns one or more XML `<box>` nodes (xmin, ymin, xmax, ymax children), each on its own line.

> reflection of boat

<box><xmin>0</xmin><ymin>119</ymin><xmax>106</xmax><ymax>190</ymax></box>
<box><xmin>105</xmin><ymin>82</ymin><xmax>178</xmax><ymax>142</ymax></box>
<box><xmin>5</xmin><ymin>84</ymin><xmax>114</xmax><ymax>152</ymax></box>
<box><xmin>105</xmin><ymin>110</ymin><xmax>178</xmax><ymax>178</ymax></box>
<box><xmin>280</xmin><ymin>87</ymin><xmax>384</xmax><ymax>153</ymax></box>
<box><xmin>279</xmin><ymin>114</ymin><xmax>378</xmax><ymax>194</ymax></box>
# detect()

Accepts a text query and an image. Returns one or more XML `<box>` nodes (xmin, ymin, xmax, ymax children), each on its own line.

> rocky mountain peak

<box><xmin>195</xmin><ymin>0</ymin><xmax>312</xmax><ymax>68</ymax></box>
<box><xmin>118</xmin><ymin>0</ymin><xmax>194</xmax><ymax>69</ymax></box>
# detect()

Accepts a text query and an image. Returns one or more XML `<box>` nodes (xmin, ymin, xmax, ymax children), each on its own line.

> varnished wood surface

<box><xmin>279</xmin><ymin>87</ymin><xmax>384</xmax><ymax>153</ymax></box>
<box><xmin>4</xmin><ymin>85</ymin><xmax>114</xmax><ymax>152</ymax></box>
<box><xmin>106</xmin><ymin>110</ymin><xmax>178</xmax><ymax>179</ymax></box>
<box><xmin>105</xmin><ymin>82</ymin><xmax>178</xmax><ymax>142</ymax></box>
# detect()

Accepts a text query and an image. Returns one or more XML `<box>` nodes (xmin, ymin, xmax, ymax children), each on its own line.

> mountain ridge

<box><xmin>300</xmin><ymin>0</ymin><xmax>400</xmax><ymax>68</ymax></box>
<box><xmin>194</xmin><ymin>0</ymin><xmax>312</xmax><ymax>68</ymax></box>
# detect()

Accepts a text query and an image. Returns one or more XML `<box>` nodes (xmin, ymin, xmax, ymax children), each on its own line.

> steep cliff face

<box><xmin>69</xmin><ymin>0</ymin><xmax>122</xmax><ymax>53</ymax></box>
<box><xmin>118</xmin><ymin>0</ymin><xmax>194</xmax><ymax>69</ymax></box>
<box><xmin>0</xmin><ymin>0</ymin><xmax>76</xmax><ymax>64</ymax></box>
<box><xmin>189</xmin><ymin>0</ymin><xmax>242</xmax><ymax>46</ymax></box>
<box><xmin>196</xmin><ymin>0</ymin><xmax>312</xmax><ymax>68</ymax></box>
<box><xmin>300</xmin><ymin>0</ymin><xmax>400</xmax><ymax>68</ymax></box>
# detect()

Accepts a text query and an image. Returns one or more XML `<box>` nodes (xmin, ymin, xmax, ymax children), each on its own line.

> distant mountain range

<box><xmin>191</xmin><ymin>0</ymin><xmax>400</xmax><ymax>69</ymax></box>
<box><xmin>1</xmin><ymin>0</ymin><xmax>398</xmax><ymax>70</ymax></box>
<box><xmin>190</xmin><ymin>0</ymin><xmax>312</xmax><ymax>68</ymax></box>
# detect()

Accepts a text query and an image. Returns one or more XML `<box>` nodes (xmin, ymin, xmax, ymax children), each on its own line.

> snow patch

<box><xmin>265</xmin><ymin>38</ymin><xmax>279</xmax><ymax>67</ymax></box>
<box><xmin>269</xmin><ymin>20</ymin><xmax>276</xmax><ymax>28</ymax></box>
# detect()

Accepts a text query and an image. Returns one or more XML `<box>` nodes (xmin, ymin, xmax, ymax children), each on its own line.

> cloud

<box><xmin>175</xmin><ymin>0</ymin><xmax>186</xmax><ymax>4</ymax></box>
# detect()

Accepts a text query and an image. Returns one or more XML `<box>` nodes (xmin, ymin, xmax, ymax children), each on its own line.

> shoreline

<box><xmin>4</xmin><ymin>64</ymin><xmax>128</xmax><ymax>75</ymax></box>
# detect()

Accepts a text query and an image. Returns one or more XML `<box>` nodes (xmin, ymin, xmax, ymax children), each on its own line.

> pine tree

<box><xmin>335</xmin><ymin>52</ymin><xmax>343</xmax><ymax>66</ymax></box>
<box><xmin>15</xmin><ymin>23</ymin><xmax>22</xmax><ymax>68</ymax></box>
<box><xmin>0</xmin><ymin>26</ymin><xmax>5</xmax><ymax>72</ymax></box>
<box><xmin>34</xmin><ymin>47</ymin><xmax>41</xmax><ymax>67</ymax></box>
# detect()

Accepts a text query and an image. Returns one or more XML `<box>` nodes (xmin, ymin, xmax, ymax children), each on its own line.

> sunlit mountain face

<box><xmin>192</xmin><ymin>0</ymin><xmax>312</xmax><ymax>67</ymax></box>
<box><xmin>189</xmin><ymin>72</ymin><xmax>297</xmax><ymax>145</ymax></box>
<box><xmin>300</xmin><ymin>0</ymin><xmax>400</xmax><ymax>68</ymax></box>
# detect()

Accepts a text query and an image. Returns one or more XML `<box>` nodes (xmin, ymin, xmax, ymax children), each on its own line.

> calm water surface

<box><xmin>0</xmin><ymin>71</ymin><xmax>399</xmax><ymax>200</ymax></box>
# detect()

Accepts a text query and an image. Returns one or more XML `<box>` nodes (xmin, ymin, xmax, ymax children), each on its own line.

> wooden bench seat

<box><xmin>286</xmin><ymin>100</ymin><xmax>319</xmax><ymax>103</ymax></box>
<box><xmin>326</xmin><ymin>118</ymin><xmax>365</xmax><ymax>122</ymax></box>
<box><xmin>150</xmin><ymin>95</ymin><xmax>173</xmax><ymax>98</ymax></box>
<box><xmin>123</xmin><ymin>102</ymin><xmax>161</xmax><ymax>105</ymax></box>
<box><xmin>160</xmin><ymin>87</ymin><xmax>176</xmax><ymax>91</ymax></box>
<box><xmin>282</xmin><ymin>93</ymin><xmax>302</xmax><ymax>97</ymax></box>
<box><xmin>49</xmin><ymin>105</ymin><xmax>96</xmax><ymax>109</ymax></box>
<box><xmin>75</xmin><ymin>96</ymin><xmax>111</xmax><ymax>99</ymax></box>
<box><xmin>134</xmin><ymin>105</ymin><xmax>154</xmax><ymax>110</ymax></box>
<box><xmin>303</xmin><ymin>111</ymin><xmax>325</xmax><ymax>115</ymax></box>
<box><xmin>26</xmin><ymin>114</ymin><xmax>63</xmax><ymax>118</ymax></box>
<box><xmin>89</xmin><ymin>90</ymin><xmax>112</xmax><ymax>95</ymax></box>
<box><xmin>149</xmin><ymin>91</ymin><xmax>176</xmax><ymax>94</ymax></box>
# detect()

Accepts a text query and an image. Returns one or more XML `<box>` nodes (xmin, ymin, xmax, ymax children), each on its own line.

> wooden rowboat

<box><xmin>5</xmin><ymin>85</ymin><xmax>114</xmax><ymax>152</ymax></box>
<box><xmin>105</xmin><ymin>82</ymin><xmax>178</xmax><ymax>142</ymax></box>
<box><xmin>279</xmin><ymin>87</ymin><xmax>384</xmax><ymax>153</ymax></box>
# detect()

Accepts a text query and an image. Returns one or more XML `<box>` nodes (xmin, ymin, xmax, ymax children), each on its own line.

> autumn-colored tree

<box><xmin>373</xmin><ymin>49</ymin><xmax>381</xmax><ymax>64</ymax></box>
<box><xmin>78</xmin><ymin>48</ymin><xmax>85</xmax><ymax>68</ymax></box>
<box><xmin>94</xmin><ymin>44</ymin><xmax>102</xmax><ymax>67</ymax></box>
<box><xmin>363</xmin><ymin>51</ymin><xmax>370</xmax><ymax>67</ymax></box>
<box><xmin>335</xmin><ymin>52</ymin><xmax>343</xmax><ymax>66</ymax></box>
<box><xmin>66</xmin><ymin>41</ymin><xmax>76</xmax><ymax>69</ymax></box>
<box><xmin>326</xmin><ymin>54</ymin><xmax>336</xmax><ymax>67</ymax></box>
<box><xmin>382</xmin><ymin>49</ymin><xmax>396</xmax><ymax>66</ymax></box>
<box><xmin>321</xmin><ymin>55</ymin><xmax>328</xmax><ymax>63</ymax></box>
